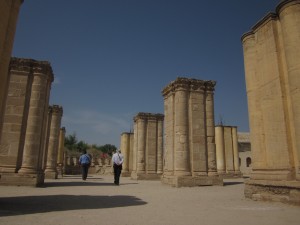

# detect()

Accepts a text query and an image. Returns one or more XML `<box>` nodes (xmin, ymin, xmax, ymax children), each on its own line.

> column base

<box><xmin>245</xmin><ymin>179</ymin><xmax>300</xmax><ymax>205</ymax></box>
<box><xmin>44</xmin><ymin>171</ymin><xmax>58</xmax><ymax>179</ymax></box>
<box><xmin>0</xmin><ymin>172</ymin><xmax>44</xmax><ymax>186</ymax></box>
<box><xmin>121</xmin><ymin>171</ymin><xmax>131</xmax><ymax>177</ymax></box>
<box><xmin>161</xmin><ymin>174</ymin><xmax>223</xmax><ymax>187</ymax></box>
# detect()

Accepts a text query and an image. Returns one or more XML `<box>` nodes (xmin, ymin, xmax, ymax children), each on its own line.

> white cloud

<box><xmin>62</xmin><ymin>109</ymin><xmax>132</xmax><ymax>146</ymax></box>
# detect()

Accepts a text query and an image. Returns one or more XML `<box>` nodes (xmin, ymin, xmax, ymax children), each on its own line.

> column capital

<box><xmin>162</xmin><ymin>77</ymin><xmax>216</xmax><ymax>96</ymax></box>
<box><xmin>134</xmin><ymin>112</ymin><xmax>164</xmax><ymax>122</ymax></box>
<box><xmin>9</xmin><ymin>57</ymin><xmax>54</xmax><ymax>82</ymax></box>
<box><xmin>51</xmin><ymin>105</ymin><xmax>63</xmax><ymax>116</ymax></box>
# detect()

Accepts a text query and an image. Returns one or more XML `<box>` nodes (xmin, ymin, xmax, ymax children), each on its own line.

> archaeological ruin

<box><xmin>242</xmin><ymin>0</ymin><xmax>300</xmax><ymax>204</ymax></box>
<box><xmin>161</xmin><ymin>77</ymin><xmax>223</xmax><ymax>187</ymax></box>
<box><xmin>215</xmin><ymin>125</ymin><xmax>241</xmax><ymax>177</ymax></box>
<box><xmin>131</xmin><ymin>112</ymin><xmax>164</xmax><ymax>180</ymax></box>
<box><xmin>120</xmin><ymin>132</ymin><xmax>134</xmax><ymax>177</ymax></box>
<box><xmin>0</xmin><ymin>57</ymin><xmax>60</xmax><ymax>186</ymax></box>
<box><xmin>44</xmin><ymin>105</ymin><xmax>63</xmax><ymax>179</ymax></box>
<box><xmin>0</xmin><ymin>0</ymin><xmax>23</xmax><ymax>143</ymax></box>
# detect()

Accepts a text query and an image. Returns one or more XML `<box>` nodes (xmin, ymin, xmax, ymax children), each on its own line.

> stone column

<box><xmin>224</xmin><ymin>126</ymin><xmax>234</xmax><ymax>174</ymax></box>
<box><xmin>120</xmin><ymin>132</ymin><xmax>131</xmax><ymax>176</ymax></box>
<box><xmin>132</xmin><ymin>122</ymin><xmax>138</xmax><ymax>174</ymax></box>
<box><xmin>215</xmin><ymin>126</ymin><xmax>225</xmax><ymax>174</ymax></box>
<box><xmin>277</xmin><ymin>0</ymin><xmax>300</xmax><ymax>180</ymax></box>
<box><xmin>137</xmin><ymin>118</ymin><xmax>146</xmax><ymax>173</ymax></box>
<box><xmin>163</xmin><ymin>91</ymin><xmax>174</xmax><ymax>176</ymax></box>
<box><xmin>157</xmin><ymin>118</ymin><xmax>163</xmax><ymax>174</ymax></box>
<box><xmin>45</xmin><ymin>105</ymin><xmax>63</xmax><ymax>179</ymax></box>
<box><xmin>174</xmin><ymin>82</ymin><xmax>190</xmax><ymax>176</ymax></box>
<box><xmin>242</xmin><ymin>0</ymin><xmax>300</xmax><ymax>204</ymax></box>
<box><xmin>0</xmin><ymin>0</ymin><xmax>23</xmax><ymax>141</ymax></box>
<box><xmin>206</xmin><ymin>82</ymin><xmax>218</xmax><ymax>176</ymax></box>
<box><xmin>17</xmin><ymin>60</ymin><xmax>53</xmax><ymax>183</ymax></box>
<box><xmin>57</xmin><ymin>127</ymin><xmax>66</xmax><ymax>177</ymax></box>
<box><xmin>129</xmin><ymin>133</ymin><xmax>134</xmax><ymax>173</ymax></box>
<box><xmin>189</xmin><ymin>81</ymin><xmax>207</xmax><ymax>176</ymax></box>
<box><xmin>161</xmin><ymin>77</ymin><xmax>222</xmax><ymax>187</ymax></box>
<box><xmin>232</xmin><ymin>126</ymin><xmax>241</xmax><ymax>175</ymax></box>
<box><xmin>131</xmin><ymin>113</ymin><xmax>164</xmax><ymax>180</ymax></box>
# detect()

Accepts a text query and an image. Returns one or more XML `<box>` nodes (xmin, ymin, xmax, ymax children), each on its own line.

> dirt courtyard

<box><xmin>0</xmin><ymin>175</ymin><xmax>299</xmax><ymax>225</ymax></box>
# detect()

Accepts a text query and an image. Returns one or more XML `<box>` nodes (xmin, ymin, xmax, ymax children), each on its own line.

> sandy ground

<box><xmin>0</xmin><ymin>175</ymin><xmax>299</xmax><ymax>225</ymax></box>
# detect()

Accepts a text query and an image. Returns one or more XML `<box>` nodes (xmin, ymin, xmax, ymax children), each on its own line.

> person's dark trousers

<box><xmin>81</xmin><ymin>164</ymin><xmax>89</xmax><ymax>180</ymax></box>
<box><xmin>113</xmin><ymin>164</ymin><xmax>122</xmax><ymax>185</ymax></box>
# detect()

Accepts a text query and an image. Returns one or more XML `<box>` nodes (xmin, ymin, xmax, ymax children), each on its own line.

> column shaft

<box><xmin>206</xmin><ymin>89</ymin><xmax>217</xmax><ymax>176</ymax></box>
<box><xmin>215</xmin><ymin>126</ymin><xmax>225</xmax><ymax>174</ymax></box>
<box><xmin>174</xmin><ymin>88</ymin><xmax>190</xmax><ymax>175</ymax></box>
<box><xmin>18</xmin><ymin>74</ymin><xmax>49</xmax><ymax>174</ymax></box>
<box><xmin>157</xmin><ymin>119</ymin><xmax>163</xmax><ymax>174</ymax></box>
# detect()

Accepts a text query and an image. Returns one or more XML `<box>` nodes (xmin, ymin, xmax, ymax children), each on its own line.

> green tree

<box><xmin>77</xmin><ymin>140</ymin><xmax>89</xmax><ymax>153</ymax></box>
<box><xmin>99</xmin><ymin>144</ymin><xmax>117</xmax><ymax>156</ymax></box>
<box><xmin>64</xmin><ymin>132</ymin><xmax>78</xmax><ymax>151</ymax></box>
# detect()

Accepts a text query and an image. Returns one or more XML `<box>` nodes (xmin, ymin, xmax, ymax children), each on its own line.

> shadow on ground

<box><xmin>0</xmin><ymin>195</ymin><xmax>147</xmax><ymax>217</ymax></box>
<box><xmin>223</xmin><ymin>181</ymin><xmax>244</xmax><ymax>186</ymax></box>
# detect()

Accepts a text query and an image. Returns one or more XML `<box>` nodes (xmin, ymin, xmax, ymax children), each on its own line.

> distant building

<box><xmin>238</xmin><ymin>132</ymin><xmax>251</xmax><ymax>176</ymax></box>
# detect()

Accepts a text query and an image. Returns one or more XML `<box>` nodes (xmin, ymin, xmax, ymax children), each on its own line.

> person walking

<box><xmin>79</xmin><ymin>149</ymin><xmax>91</xmax><ymax>180</ymax></box>
<box><xmin>112</xmin><ymin>149</ymin><xmax>124</xmax><ymax>185</ymax></box>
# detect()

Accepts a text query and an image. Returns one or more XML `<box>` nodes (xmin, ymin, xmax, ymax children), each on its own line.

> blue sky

<box><xmin>12</xmin><ymin>0</ymin><xmax>279</xmax><ymax>147</ymax></box>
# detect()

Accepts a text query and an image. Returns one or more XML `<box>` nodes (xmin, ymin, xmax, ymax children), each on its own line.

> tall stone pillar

<box><xmin>232</xmin><ymin>127</ymin><xmax>240</xmax><ymax>175</ymax></box>
<box><xmin>120</xmin><ymin>132</ymin><xmax>133</xmax><ymax>177</ymax></box>
<box><xmin>215</xmin><ymin>125</ymin><xmax>241</xmax><ymax>177</ymax></box>
<box><xmin>174</xmin><ymin>82</ymin><xmax>190</xmax><ymax>176</ymax></box>
<box><xmin>0</xmin><ymin>58</ymin><xmax>54</xmax><ymax>186</ymax></box>
<box><xmin>161</xmin><ymin>77</ymin><xmax>223</xmax><ymax>187</ymax></box>
<box><xmin>137</xmin><ymin>118</ymin><xmax>146</xmax><ymax>173</ymax></box>
<box><xmin>132</xmin><ymin>122</ymin><xmax>138</xmax><ymax>173</ymax></box>
<box><xmin>131</xmin><ymin>113</ymin><xmax>164</xmax><ymax>180</ymax></box>
<box><xmin>57</xmin><ymin>127</ymin><xmax>66</xmax><ymax>177</ymax></box>
<box><xmin>157</xmin><ymin>118</ymin><xmax>163</xmax><ymax>174</ymax></box>
<box><xmin>215</xmin><ymin>126</ymin><xmax>225</xmax><ymax>174</ymax></box>
<box><xmin>0</xmin><ymin>0</ymin><xmax>23</xmax><ymax>141</ymax></box>
<box><xmin>206</xmin><ymin>82</ymin><xmax>218</xmax><ymax>176</ymax></box>
<box><xmin>224</xmin><ymin>126</ymin><xmax>235</xmax><ymax>174</ymax></box>
<box><xmin>242</xmin><ymin>0</ymin><xmax>300</xmax><ymax>204</ymax></box>
<box><xmin>17</xmin><ymin>61</ymin><xmax>53</xmax><ymax>184</ymax></box>
<box><xmin>277</xmin><ymin>0</ymin><xmax>300</xmax><ymax>181</ymax></box>
<box><xmin>45</xmin><ymin>105</ymin><xmax>63</xmax><ymax>179</ymax></box>
<box><xmin>163</xmin><ymin>91</ymin><xmax>174</xmax><ymax>176</ymax></box>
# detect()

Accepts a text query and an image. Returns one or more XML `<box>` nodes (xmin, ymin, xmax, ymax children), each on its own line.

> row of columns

<box><xmin>215</xmin><ymin>126</ymin><xmax>241</xmax><ymax>176</ymax></box>
<box><xmin>0</xmin><ymin>57</ymin><xmax>64</xmax><ymax>186</ymax></box>
<box><xmin>130</xmin><ymin>112</ymin><xmax>164</xmax><ymax>180</ymax></box>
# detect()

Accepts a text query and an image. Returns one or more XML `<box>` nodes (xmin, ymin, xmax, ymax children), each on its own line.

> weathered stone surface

<box><xmin>242</xmin><ymin>0</ymin><xmax>300</xmax><ymax>204</ymax></box>
<box><xmin>0</xmin><ymin>57</ymin><xmax>53</xmax><ymax>186</ymax></box>
<box><xmin>131</xmin><ymin>112</ymin><xmax>164</xmax><ymax>180</ymax></box>
<box><xmin>161</xmin><ymin>77</ymin><xmax>222</xmax><ymax>187</ymax></box>
<box><xmin>0</xmin><ymin>0</ymin><xmax>23</xmax><ymax>141</ymax></box>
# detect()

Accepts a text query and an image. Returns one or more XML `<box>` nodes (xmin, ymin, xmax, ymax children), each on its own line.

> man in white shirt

<box><xmin>112</xmin><ymin>149</ymin><xmax>124</xmax><ymax>185</ymax></box>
